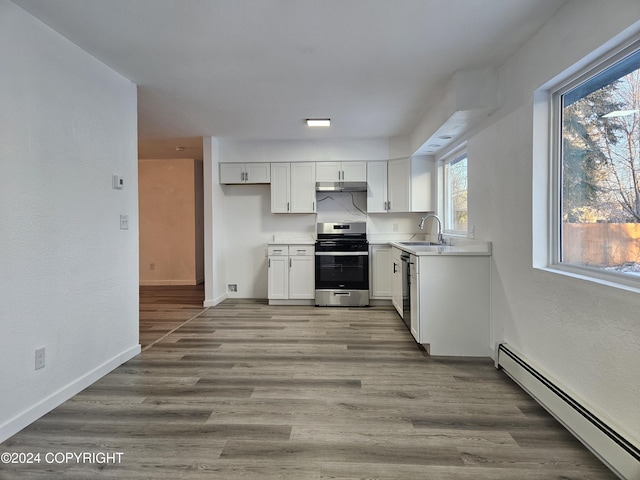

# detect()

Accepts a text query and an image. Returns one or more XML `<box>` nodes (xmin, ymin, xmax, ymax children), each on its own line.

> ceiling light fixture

<box><xmin>306</xmin><ymin>118</ymin><xmax>331</xmax><ymax>127</ymax></box>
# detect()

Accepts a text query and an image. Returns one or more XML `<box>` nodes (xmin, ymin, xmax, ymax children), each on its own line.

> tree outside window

<box><xmin>560</xmin><ymin>47</ymin><xmax>640</xmax><ymax>276</ymax></box>
<box><xmin>444</xmin><ymin>154</ymin><xmax>468</xmax><ymax>233</ymax></box>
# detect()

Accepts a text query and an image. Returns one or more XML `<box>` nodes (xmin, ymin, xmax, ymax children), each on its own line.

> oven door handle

<box><xmin>315</xmin><ymin>252</ymin><xmax>369</xmax><ymax>256</ymax></box>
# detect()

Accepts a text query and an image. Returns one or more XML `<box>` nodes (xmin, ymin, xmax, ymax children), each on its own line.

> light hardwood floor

<box><xmin>1</xmin><ymin>290</ymin><xmax>616</xmax><ymax>479</ymax></box>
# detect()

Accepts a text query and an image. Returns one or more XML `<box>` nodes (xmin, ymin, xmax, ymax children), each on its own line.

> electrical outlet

<box><xmin>35</xmin><ymin>346</ymin><xmax>45</xmax><ymax>370</ymax></box>
<box><xmin>120</xmin><ymin>214</ymin><xmax>129</xmax><ymax>230</ymax></box>
<box><xmin>228</xmin><ymin>284</ymin><xmax>237</xmax><ymax>292</ymax></box>
<box><xmin>112</xmin><ymin>174</ymin><xmax>124</xmax><ymax>189</ymax></box>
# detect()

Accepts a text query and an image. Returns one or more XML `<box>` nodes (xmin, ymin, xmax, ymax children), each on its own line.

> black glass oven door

<box><xmin>315</xmin><ymin>252</ymin><xmax>369</xmax><ymax>290</ymax></box>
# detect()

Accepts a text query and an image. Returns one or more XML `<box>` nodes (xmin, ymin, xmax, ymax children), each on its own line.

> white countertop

<box><xmin>268</xmin><ymin>234</ymin><xmax>315</xmax><ymax>245</ymax></box>
<box><xmin>389</xmin><ymin>240</ymin><xmax>492</xmax><ymax>256</ymax></box>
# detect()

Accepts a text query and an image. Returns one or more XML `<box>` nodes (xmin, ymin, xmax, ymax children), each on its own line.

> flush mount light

<box><xmin>306</xmin><ymin>118</ymin><xmax>331</xmax><ymax>127</ymax></box>
<box><xmin>602</xmin><ymin>109</ymin><xmax>640</xmax><ymax>118</ymax></box>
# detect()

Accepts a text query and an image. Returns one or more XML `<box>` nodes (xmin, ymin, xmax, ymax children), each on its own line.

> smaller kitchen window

<box><xmin>443</xmin><ymin>152</ymin><xmax>468</xmax><ymax>234</ymax></box>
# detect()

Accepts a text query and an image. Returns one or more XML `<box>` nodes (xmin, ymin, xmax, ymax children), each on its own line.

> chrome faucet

<box><xmin>418</xmin><ymin>214</ymin><xmax>444</xmax><ymax>244</ymax></box>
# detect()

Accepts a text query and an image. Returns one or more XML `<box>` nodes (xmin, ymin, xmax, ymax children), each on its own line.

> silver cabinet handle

<box><xmin>287</xmin><ymin>202</ymin><xmax>290</xmax><ymax>212</ymax></box>
<box><xmin>289</xmin><ymin>258</ymin><xmax>292</xmax><ymax>268</ymax></box>
<box><xmin>245</xmin><ymin>171</ymin><xmax>249</xmax><ymax>182</ymax></box>
<box><xmin>268</xmin><ymin>258</ymin><xmax>271</xmax><ymax>267</ymax></box>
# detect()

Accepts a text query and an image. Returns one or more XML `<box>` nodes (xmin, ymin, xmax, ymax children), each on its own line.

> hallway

<box><xmin>0</xmin><ymin>292</ymin><xmax>614</xmax><ymax>479</ymax></box>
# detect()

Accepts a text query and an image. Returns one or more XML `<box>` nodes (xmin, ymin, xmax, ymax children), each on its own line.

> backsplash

<box><xmin>316</xmin><ymin>191</ymin><xmax>367</xmax><ymax>223</ymax></box>
<box><xmin>315</xmin><ymin>191</ymin><xmax>432</xmax><ymax>236</ymax></box>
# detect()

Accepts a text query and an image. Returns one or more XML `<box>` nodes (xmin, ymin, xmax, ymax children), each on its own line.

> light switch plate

<box><xmin>35</xmin><ymin>346</ymin><xmax>45</xmax><ymax>370</ymax></box>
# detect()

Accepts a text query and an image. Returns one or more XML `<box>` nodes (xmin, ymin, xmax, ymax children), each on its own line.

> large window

<box><xmin>443</xmin><ymin>153</ymin><xmax>468</xmax><ymax>234</ymax></box>
<box><xmin>555</xmin><ymin>42</ymin><xmax>640</xmax><ymax>282</ymax></box>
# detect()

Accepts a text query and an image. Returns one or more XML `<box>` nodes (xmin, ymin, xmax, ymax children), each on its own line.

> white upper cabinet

<box><xmin>367</xmin><ymin>161</ymin><xmax>389</xmax><ymax>213</ymax></box>
<box><xmin>387</xmin><ymin>157</ymin><xmax>433</xmax><ymax>213</ymax></box>
<box><xmin>245</xmin><ymin>163</ymin><xmax>271</xmax><ymax>183</ymax></box>
<box><xmin>341</xmin><ymin>161</ymin><xmax>367</xmax><ymax>181</ymax></box>
<box><xmin>271</xmin><ymin>162</ymin><xmax>316</xmax><ymax>213</ymax></box>
<box><xmin>387</xmin><ymin>159</ymin><xmax>412</xmax><ymax>212</ymax></box>
<box><xmin>316</xmin><ymin>161</ymin><xmax>366</xmax><ymax>182</ymax></box>
<box><xmin>220</xmin><ymin>163</ymin><xmax>270</xmax><ymax>184</ymax></box>
<box><xmin>290</xmin><ymin>163</ymin><xmax>316</xmax><ymax>213</ymax></box>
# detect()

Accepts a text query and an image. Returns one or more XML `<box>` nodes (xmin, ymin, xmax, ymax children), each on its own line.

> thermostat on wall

<box><xmin>112</xmin><ymin>174</ymin><xmax>124</xmax><ymax>189</ymax></box>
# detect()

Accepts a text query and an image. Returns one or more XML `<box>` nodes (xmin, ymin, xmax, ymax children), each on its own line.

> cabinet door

<box><xmin>367</xmin><ymin>161</ymin><xmax>388</xmax><ymax>213</ymax></box>
<box><xmin>390</xmin><ymin>248</ymin><xmax>403</xmax><ymax>316</ymax></box>
<box><xmin>341</xmin><ymin>161</ymin><xmax>367</xmax><ymax>181</ymax></box>
<box><xmin>290</xmin><ymin>162</ymin><xmax>316</xmax><ymax>213</ymax></box>
<box><xmin>387</xmin><ymin>158</ymin><xmax>411</xmax><ymax>212</ymax></box>
<box><xmin>270</xmin><ymin>163</ymin><xmax>290</xmax><ymax>213</ymax></box>
<box><xmin>289</xmin><ymin>255</ymin><xmax>315</xmax><ymax>299</ymax></box>
<box><xmin>268</xmin><ymin>255</ymin><xmax>289</xmax><ymax>299</ymax></box>
<box><xmin>370</xmin><ymin>245</ymin><xmax>392</xmax><ymax>298</ymax></box>
<box><xmin>219</xmin><ymin>163</ymin><xmax>245</xmax><ymax>184</ymax></box>
<box><xmin>409</xmin><ymin>258</ymin><xmax>420</xmax><ymax>341</ymax></box>
<box><xmin>315</xmin><ymin>162</ymin><xmax>341</xmax><ymax>182</ymax></box>
<box><xmin>245</xmin><ymin>163</ymin><xmax>270</xmax><ymax>183</ymax></box>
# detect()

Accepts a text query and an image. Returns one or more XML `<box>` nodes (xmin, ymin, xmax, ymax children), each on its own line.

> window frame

<box><xmin>442</xmin><ymin>150</ymin><xmax>468</xmax><ymax>236</ymax></box>
<box><xmin>549</xmin><ymin>37</ymin><xmax>640</xmax><ymax>290</ymax></box>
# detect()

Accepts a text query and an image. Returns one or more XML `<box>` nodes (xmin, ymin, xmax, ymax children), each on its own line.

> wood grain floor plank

<box><xmin>0</xmin><ymin>287</ymin><xmax>616</xmax><ymax>479</ymax></box>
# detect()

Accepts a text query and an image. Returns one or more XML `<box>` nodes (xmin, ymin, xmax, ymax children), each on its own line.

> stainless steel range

<box><xmin>315</xmin><ymin>222</ymin><xmax>369</xmax><ymax>307</ymax></box>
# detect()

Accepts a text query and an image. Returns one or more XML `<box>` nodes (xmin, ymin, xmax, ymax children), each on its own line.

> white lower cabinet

<box><xmin>369</xmin><ymin>245</ymin><xmax>392</xmax><ymax>299</ymax></box>
<box><xmin>409</xmin><ymin>255</ymin><xmax>420</xmax><ymax>341</ymax></box>
<box><xmin>267</xmin><ymin>254</ymin><xmax>289</xmax><ymax>300</ymax></box>
<box><xmin>390</xmin><ymin>247</ymin><xmax>403</xmax><ymax>316</ymax></box>
<box><xmin>413</xmin><ymin>255</ymin><xmax>490</xmax><ymax>356</ymax></box>
<box><xmin>268</xmin><ymin>245</ymin><xmax>315</xmax><ymax>304</ymax></box>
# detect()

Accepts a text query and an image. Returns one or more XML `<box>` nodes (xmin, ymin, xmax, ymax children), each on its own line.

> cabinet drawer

<box><xmin>268</xmin><ymin>245</ymin><xmax>288</xmax><ymax>256</ymax></box>
<box><xmin>289</xmin><ymin>245</ymin><xmax>314</xmax><ymax>256</ymax></box>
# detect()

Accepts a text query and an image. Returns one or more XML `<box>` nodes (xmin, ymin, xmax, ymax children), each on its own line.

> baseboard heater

<box><xmin>495</xmin><ymin>343</ymin><xmax>639</xmax><ymax>480</ymax></box>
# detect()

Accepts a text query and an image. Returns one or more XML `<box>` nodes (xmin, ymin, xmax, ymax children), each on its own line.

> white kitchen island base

<box><xmin>390</xmin><ymin>242</ymin><xmax>491</xmax><ymax>357</ymax></box>
<box><xmin>414</xmin><ymin>255</ymin><xmax>490</xmax><ymax>356</ymax></box>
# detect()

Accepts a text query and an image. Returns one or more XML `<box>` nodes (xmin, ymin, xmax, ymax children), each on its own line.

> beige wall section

<box><xmin>139</xmin><ymin>158</ymin><xmax>204</xmax><ymax>285</ymax></box>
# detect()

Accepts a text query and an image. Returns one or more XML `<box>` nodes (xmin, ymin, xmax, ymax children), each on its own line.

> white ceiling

<box><xmin>13</xmin><ymin>0</ymin><xmax>566</xmax><ymax>143</ymax></box>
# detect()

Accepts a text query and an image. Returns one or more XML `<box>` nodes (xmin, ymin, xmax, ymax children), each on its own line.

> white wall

<box><xmin>0</xmin><ymin>0</ymin><xmax>139</xmax><ymax>441</ymax></box>
<box><xmin>204</xmin><ymin>137</ymin><xmax>229</xmax><ymax>306</ymax></box>
<box><xmin>463</xmin><ymin>0</ymin><xmax>640</xmax><ymax>441</ymax></box>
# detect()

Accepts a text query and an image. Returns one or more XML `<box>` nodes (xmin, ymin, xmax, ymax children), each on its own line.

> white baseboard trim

<box><xmin>0</xmin><ymin>344</ymin><xmax>140</xmax><ymax>443</ymax></box>
<box><xmin>139</xmin><ymin>280</ymin><xmax>200</xmax><ymax>286</ymax></box>
<box><xmin>203</xmin><ymin>292</ymin><xmax>227</xmax><ymax>307</ymax></box>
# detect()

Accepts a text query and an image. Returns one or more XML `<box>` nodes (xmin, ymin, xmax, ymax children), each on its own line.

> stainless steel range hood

<box><xmin>316</xmin><ymin>181</ymin><xmax>367</xmax><ymax>192</ymax></box>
